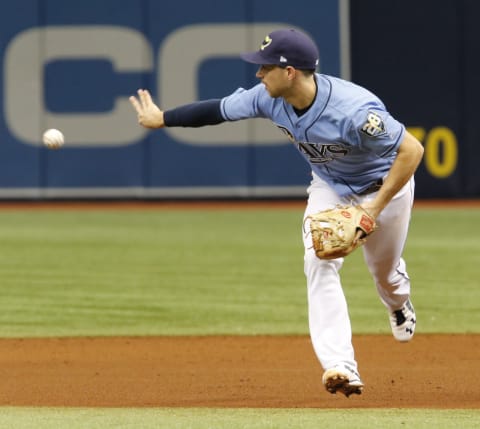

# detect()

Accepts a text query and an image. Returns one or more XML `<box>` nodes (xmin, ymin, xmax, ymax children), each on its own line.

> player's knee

<box><xmin>368</xmin><ymin>259</ymin><xmax>406</xmax><ymax>286</ymax></box>
<box><xmin>304</xmin><ymin>249</ymin><xmax>343</xmax><ymax>276</ymax></box>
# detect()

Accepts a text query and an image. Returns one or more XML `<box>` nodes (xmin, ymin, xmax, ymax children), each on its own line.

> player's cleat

<box><xmin>322</xmin><ymin>364</ymin><xmax>364</xmax><ymax>397</ymax></box>
<box><xmin>390</xmin><ymin>299</ymin><xmax>416</xmax><ymax>342</ymax></box>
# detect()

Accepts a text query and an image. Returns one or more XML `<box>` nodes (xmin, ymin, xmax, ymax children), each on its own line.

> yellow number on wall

<box><xmin>424</xmin><ymin>127</ymin><xmax>458</xmax><ymax>178</ymax></box>
<box><xmin>407</xmin><ymin>126</ymin><xmax>457</xmax><ymax>178</ymax></box>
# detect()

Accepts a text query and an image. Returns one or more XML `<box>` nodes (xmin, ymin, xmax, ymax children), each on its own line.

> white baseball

<box><xmin>42</xmin><ymin>129</ymin><xmax>65</xmax><ymax>149</ymax></box>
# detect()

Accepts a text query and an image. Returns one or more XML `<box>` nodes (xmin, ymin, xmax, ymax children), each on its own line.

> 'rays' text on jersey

<box><xmin>297</xmin><ymin>142</ymin><xmax>349</xmax><ymax>164</ymax></box>
<box><xmin>276</xmin><ymin>125</ymin><xmax>349</xmax><ymax>164</ymax></box>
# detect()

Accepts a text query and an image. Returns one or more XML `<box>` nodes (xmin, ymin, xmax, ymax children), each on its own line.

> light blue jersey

<box><xmin>220</xmin><ymin>74</ymin><xmax>405</xmax><ymax>197</ymax></box>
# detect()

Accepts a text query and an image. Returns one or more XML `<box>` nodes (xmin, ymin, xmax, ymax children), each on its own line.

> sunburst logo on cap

<box><xmin>260</xmin><ymin>35</ymin><xmax>272</xmax><ymax>50</ymax></box>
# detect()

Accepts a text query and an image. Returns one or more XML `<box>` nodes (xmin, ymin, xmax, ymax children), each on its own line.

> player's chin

<box><xmin>265</xmin><ymin>86</ymin><xmax>281</xmax><ymax>98</ymax></box>
<box><xmin>262</xmin><ymin>83</ymin><xmax>273</xmax><ymax>96</ymax></box>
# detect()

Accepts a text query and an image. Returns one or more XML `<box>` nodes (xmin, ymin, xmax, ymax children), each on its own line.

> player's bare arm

<box><xmin>362</xmin><ymin>131</ymin><xmax>424</xmax><ymax>219</ymax></box>
<box><xmin>129</xmin><ymin>89</ymin><xmax>165</xmax><ymax>129</ymax></box>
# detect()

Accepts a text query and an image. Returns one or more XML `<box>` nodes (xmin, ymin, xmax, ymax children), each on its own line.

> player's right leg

<box><xmin>303</xmin><ymin>175</ymin><xmax>363</xmax><ymax>395</ymax></box>
<box><xmin>304</xmin><ymin>249</ymin><xmax>364</xmax><ymax>396</ymax></box>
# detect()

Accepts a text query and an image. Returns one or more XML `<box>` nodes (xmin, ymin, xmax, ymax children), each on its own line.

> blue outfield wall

<box><xmin>350</xmin><ymin>0</ymin><xmax>480</xmax><ymax>199</ymax></box>
<box><xmin>0</xmin><ymin>0</ymin><xmax>476</xmax><ymax>199</ymax></box>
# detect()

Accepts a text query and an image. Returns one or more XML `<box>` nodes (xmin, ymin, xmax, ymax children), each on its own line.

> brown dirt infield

<box><xmin>0</xmin><ymin>334</ymin><xmax>479</xmax><ymax>408</ymax></box>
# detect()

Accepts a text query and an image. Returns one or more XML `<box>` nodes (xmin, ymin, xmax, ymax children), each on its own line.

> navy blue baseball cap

<box><xmin>240</xmin><ymin>28</ymin><xmax>319</xmax><ymax>70</ymax></box>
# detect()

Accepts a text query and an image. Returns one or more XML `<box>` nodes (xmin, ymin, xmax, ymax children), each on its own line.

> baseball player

<box><xmin>129</xmin><ymin>28</ymin><xmax>424</xmax><ymax>397</ymax></box>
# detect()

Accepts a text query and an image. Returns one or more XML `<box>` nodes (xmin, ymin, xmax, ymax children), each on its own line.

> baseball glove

<box><xmin>305</xmin><ymin>205</ymin><xmax>377</xmax><ymax>259</ymax></box>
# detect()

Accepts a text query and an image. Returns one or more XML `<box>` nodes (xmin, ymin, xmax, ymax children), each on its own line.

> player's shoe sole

<box><xmin>322</xmin><ymin>364</ymin><xmax>364</xmax><ymax>397</ymax></box>
<box><xmin>390</xmin><ymin>299</ymin><xmax>416</xmax><ymax>342</ymax></box>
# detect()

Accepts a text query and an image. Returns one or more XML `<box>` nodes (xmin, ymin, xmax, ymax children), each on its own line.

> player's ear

<box><xmin>285</xmin><ymin>66</ymin><xmax>296</xmax><ymax>80</ymax></box>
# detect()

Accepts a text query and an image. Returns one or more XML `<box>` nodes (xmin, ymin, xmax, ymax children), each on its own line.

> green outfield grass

<box><xmin>0</xmin><ymin>206</ymin><xmax>478</xmax><ymax>337</ymax></box>
<box><xmin>0</xmin><ymin>407</ymin><xmax>479</xmax><ymax>429</ymax></box>
<box><xmin>0</xmin><ymin>209</ymin><xmax>304</xmax><ymax>337</ymax></box>
<box><xmin>345</xmin><ymin>206</ymin><xmax>480</xmax><ymax>334</ymax></box>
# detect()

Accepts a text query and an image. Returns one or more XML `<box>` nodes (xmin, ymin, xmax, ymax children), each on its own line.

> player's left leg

<box><xmin>360</xmin><ymin>177</ymin><xmax>416</xmax><ymax>341</ymax></box>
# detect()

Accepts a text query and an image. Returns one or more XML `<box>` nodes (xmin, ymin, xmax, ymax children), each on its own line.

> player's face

<box><xmin>256</xmin><ymin>65</ymin><xmax>291</xmax><ymax>98</ymax></box>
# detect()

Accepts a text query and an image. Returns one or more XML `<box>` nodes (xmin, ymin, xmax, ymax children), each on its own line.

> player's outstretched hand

<box><xmin>129</xmin><ymin>89</ymin><xmax>165</xmax><ymax>129</ymax></box>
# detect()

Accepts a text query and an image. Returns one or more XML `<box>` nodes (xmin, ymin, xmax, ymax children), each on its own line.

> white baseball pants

<box><xmin>302</xmin><ymin>173</ymin><xmax>415</xmax><ymax>372</ymax></box>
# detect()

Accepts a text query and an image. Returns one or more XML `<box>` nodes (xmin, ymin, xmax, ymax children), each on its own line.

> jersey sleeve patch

<box><xmin>360</xmin><ymin>111</ymin><xmax>387</xmax><ymax>137</ymax></box>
